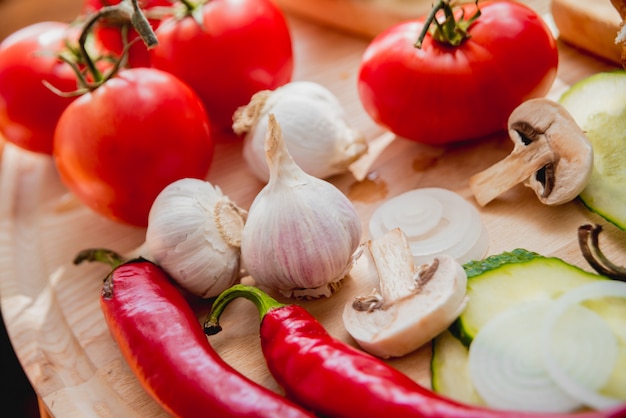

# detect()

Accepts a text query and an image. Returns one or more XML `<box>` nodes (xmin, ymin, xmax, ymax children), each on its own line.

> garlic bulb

<box><xmin>145</xmin><ymin>178</ymin><xmax>247</xmax><ymax>298</ymax></box>
<box><xmin>240</xmin><ymin>114</ymin><xmax>362</xmax><ymax>298</ymax></box>
<box><xmin>233</xmin><ymin>81</ymin><xmax>368</xmax><ymax>182</ymax></box>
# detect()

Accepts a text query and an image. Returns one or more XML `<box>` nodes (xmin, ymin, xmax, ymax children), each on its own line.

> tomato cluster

<box><xmin>0</xmin><ymin>0</ymin><xmax>294</xmax><ymax>227</ymax></box>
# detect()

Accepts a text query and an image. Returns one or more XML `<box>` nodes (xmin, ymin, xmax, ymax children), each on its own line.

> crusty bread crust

<box><xmin>611</xmin><ymin>0</ymin><xmax>626</xmax><ymax>67</ymax></box>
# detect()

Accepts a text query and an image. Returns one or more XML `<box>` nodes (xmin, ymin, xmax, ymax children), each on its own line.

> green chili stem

<box><xmin>74</xmin><ymin>248</ymin><xmax>127</xmax><ymax>269</ymax></box>
<box><xmin>204</xmin><ymin>284</ymin><xmax>286</xmax><ymax>335</ymax></box>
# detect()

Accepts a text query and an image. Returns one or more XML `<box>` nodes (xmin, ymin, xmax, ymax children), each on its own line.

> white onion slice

<box><xmin>540</xmin><ymin>280</ymin><xmax>626</xmax><ymax>410</ymax></box>
<box><xmin>368</xmin><ymin>188</ymin><xmax>489</xmax><ymax>265</ymax></box>
<box><xmin>468</xmin><ymin>298</ymin><xmax>582</xmax><ymax>413</ymax></box>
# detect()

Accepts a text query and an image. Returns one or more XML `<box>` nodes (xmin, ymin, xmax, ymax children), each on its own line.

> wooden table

<box><xmin>1</xmin><ymin>1</ymin><xmax>624</xmax><ymax>417</ymax></box>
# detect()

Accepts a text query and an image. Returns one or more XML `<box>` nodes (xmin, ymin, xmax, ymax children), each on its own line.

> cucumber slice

<box><xmin>450</xmin><ymin>249</ymin><xmax>609</xmax><ymax>346</ymax></box>
<box><xmin>431</xmin><ymin>330</ymin><xmax>484</xmax><ymax>406</ymax></box>
<box><xmin>559</xmin><ymin>70</ymin><xmax>626</xmax><ymax>230</ymax></box>
<box><xmin>432</xmin><ymin>249</ymin><xmax>626</xmax><ymax>406</ymax></box>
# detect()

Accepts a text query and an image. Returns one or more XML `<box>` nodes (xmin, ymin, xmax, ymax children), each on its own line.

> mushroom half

<box><xmin>343</xmin><ymin>228</ymin><xmax>468</xmax><ymax>359</ymax></box>
<box><xmin>469</xmin><ymin>98</ymin><xmax>593</xmax><ymax>206</ymax></box>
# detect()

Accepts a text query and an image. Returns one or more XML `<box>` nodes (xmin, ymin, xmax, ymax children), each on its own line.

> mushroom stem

<box><xmin>469</xmin><ymin>140</ymin><xmax>555</xmax><ymax>206</ymax></box>
<box><xmin>343</xmin><ymin>228</ymin><xmax>468</xmax><ymax>358</ymax></box>
<box><xmin>367</xmin><ymin>228</ymin><xmax>419</xmax><ymax>308</ymax></box>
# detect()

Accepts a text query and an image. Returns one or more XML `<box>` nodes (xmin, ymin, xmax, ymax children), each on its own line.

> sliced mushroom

<box><xmin>469</xmin><ymin>98</ymin><xmax>593</xmax><ymax>206</ymax></box>
<box><xmin>342</xmin><ymin>228</ymin><xmax>468</xmax><ymax>359</ymax></box>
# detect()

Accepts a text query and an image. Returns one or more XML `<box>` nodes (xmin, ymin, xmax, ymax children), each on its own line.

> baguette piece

<box><xmin>612</xmin><ymin>0</ymin><xmax>626</xmax><ymax>67</ymax></box>
<box><xmin>551</xmin><ymin>0</ymin><xmax>622</xmax><ymax>65</ymax></box>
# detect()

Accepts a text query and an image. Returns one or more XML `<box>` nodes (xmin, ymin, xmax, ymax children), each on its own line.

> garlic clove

<box><xmin>234</xmin><ymin>81</ymin><xmax>368</xmax><ymax>182</ymax></box>
<box><xmin>240</xmin><ymin>114</ymin><xmax>363</xmax><ymax>298</ymax></box>
<box><xmin>343</xmin><ymin>228</ymin><xmax>468</xmax><ymax>358</ymax></box>
<box><xmin>145</xmin><ymin>178</ymin><xmax>247</xmax><ymax>298</ymax></box>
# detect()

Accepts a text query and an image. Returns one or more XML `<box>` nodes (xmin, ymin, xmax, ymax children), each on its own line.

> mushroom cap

<box><xmin>508</xmin><ymin>98</ymin><xmax>593</xmax><ymax>205</ymax></box>
<box><xmin>469</xmin><ymin>98</ymin><xmax>594</xmax><ymax>206</ymax></box>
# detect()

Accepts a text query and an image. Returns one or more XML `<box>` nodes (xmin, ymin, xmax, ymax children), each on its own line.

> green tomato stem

<box><xmin>75</xmin><ymin>0</ymin><xmax>158</xmax><ymax>88</ymax></box>
<box><xmin>415</xmin><ymin>0</ymin><xmax>481</xmax><ymax>49</ymax></box>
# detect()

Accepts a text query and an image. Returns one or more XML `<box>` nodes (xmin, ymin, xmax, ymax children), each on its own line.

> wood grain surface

<box><xmin>1</xmin><ymin>1</ymin><xmax>625</xmax><ymax>417</ymax></box>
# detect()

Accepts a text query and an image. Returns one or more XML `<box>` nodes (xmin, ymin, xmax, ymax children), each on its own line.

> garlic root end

<box><xmin>232</xmin><ymin>89</ymin><xmax>272</xmax><ymax>136</ymax></box>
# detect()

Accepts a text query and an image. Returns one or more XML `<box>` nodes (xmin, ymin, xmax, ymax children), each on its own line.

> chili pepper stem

<box><xmin>204</xmin><ymin>284</ymin><xmax>286</xmax><ymax>335</ymax></box>
<box><xmin>73</xmin><ymin>248</ymin><xmax>126</xmax><ymax>269</ymax></box>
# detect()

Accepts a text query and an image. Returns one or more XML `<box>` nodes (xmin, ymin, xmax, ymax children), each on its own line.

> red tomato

<box><xmin>82</xmin><ymin>0</ymin><xmax>171</xmax><ymax>67</ymax></box>
<box><xmin>53</xmin><ymin>67</ymin><xmax>214</xmax><ymax>227</ymax></box>
<box><xmin>150</xmin><ymin>0</ymin><xmax>293</xmax><ymax>140</ymax></box>
<box><xmin>0</xmin><ymin>22</ymin><xmax>78</xmax><ymax>154</ymax></box>
<box><xmin>357</xmin><ymin>1</ymin><xmax>558</xmax><ymax>145</ymax></box>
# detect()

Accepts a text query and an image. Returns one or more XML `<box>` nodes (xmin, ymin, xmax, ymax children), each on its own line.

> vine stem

<box><xmin>416</xmin><ymin>0</ymin><xmax>445</xmax><ymax>48</ymax></box>
<box><xmin>415</xmin><ymin>0</ymin><xmax>481</xmax><ymax>49</ymax></box>
<box><xmin>78</xmin><ymin>0</ymin><xmax>158</xmax><ymax>85</ymax></box>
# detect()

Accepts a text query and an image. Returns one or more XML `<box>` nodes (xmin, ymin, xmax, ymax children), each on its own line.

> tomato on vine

<box><xmin>357</xmin><ymin>0</ymin><xmax>559</xmax><ymax>145</ymax></box>
<box><xmin>0</xmin><ymin>22</ymin><xmax>79</xmax><ymax>155</ymax></box>
<box><xmin>53</xmin><ymin>2</ymin><xmax>214</xmax><ymax>227</ymax></box>
<box><xmin>81</xmin><ymin>0</ymin><xmax>171</xmax><ymax>67</ymax></box>
<box><xmin>150</xmin><ymin>0</ymin><xmax>294</xmax><ymax>140</ymax></box>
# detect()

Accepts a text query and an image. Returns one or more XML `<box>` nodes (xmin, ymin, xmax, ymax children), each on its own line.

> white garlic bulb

<box><xmin>233</xmin><ymin>81</ymin><xmax>368</xmax><ymax>182</ymax></box>
<box><xmin>145</xmin><ymin>178</ymin><xmax>247</xmax><ymax>298</ymax></box>
<box><xmin>240</xmin><ymin>114</ymin><xmax>363</xmax><ymax>298</ymax></box>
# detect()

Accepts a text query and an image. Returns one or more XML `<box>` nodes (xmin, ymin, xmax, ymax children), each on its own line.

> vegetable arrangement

<box><xmin>0</xmin><ymin>0</ymin><xmax>294</xmax><ymax>226</ymax></box>
<box><xmin>3</xmin><ymin>0</ymin><xmax>626</xmax><ymax>416</ymax></box>
<box><xmin>75</xmin><ymin>248</ymin><xmax>313</xmax><ymax>418</ymax></box>
<box><xmin>433</xmin><ymin>249</ymin><xmax>626</xmax><ymax>413</ymax></box>
<box><xmin>205</xmin><ymin>284</ymin><xmax>626</xmax><ymax>418</ymax></box>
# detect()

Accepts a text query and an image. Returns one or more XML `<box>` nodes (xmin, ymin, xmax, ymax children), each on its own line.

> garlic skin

<box><xmin>145</xmin><ymin>178</ymin><xmax>247</xmax><ymax>298</ymax></box>
<box><xmin>234</xmin><ymin>81</ymin><xmax>368</xmax><ymax>182</ymax></box>
<box><xmin>240</xmin><ymin>114</ymin><xmax>362</xmax><ymax>298</ymax></box>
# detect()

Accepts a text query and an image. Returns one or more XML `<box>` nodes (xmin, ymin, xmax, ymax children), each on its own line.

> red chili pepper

<box><xmin>75</xmin><ymin>249</ymin><xmax>313</xmax><ymax>418</ymax></box>
<box><xmin>204</xmin><ymin>284</ymin><xmax>626</xmax><ymax>418</ymax></box>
